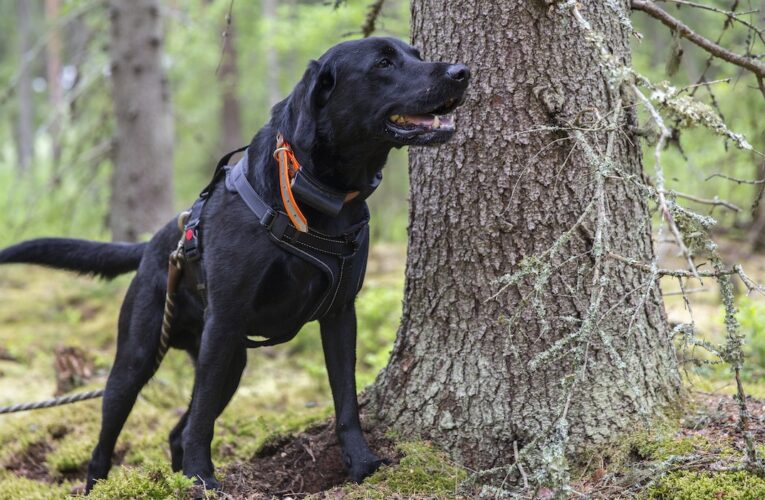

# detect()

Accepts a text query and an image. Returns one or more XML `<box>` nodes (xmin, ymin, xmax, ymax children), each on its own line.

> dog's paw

<box><xmin>192</xmin><ymin>474</ymin><xmax>221</xmax><ymax>492</ymax></box>
<box><xmin>347</xmin><ymin>455</ymin><xmax>390</xmax><ymax>483</ymax></box>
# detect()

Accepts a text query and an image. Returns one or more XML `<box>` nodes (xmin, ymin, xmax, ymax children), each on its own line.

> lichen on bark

<box><xmin>367</xmin><ymin>0</ymin><xmax>681</xmax><ymax>491</ymax></box>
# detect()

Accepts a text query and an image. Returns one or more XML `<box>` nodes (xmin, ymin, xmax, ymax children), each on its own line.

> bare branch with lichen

<box><xmin>632</xmin><ymin>83</ymin><xmax>700</xmax><ymax>277</ymax></box>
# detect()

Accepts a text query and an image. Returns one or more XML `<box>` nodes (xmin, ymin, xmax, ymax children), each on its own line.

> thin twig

<box><xmin>706</xmin><ymin>173</ymin><xmax>765</xmax><ymax>185</ymax></box>
<box><xmin>655</xmin><ymin>0</ymin><xmax>765</xmax><ymax>43</ymax></box>
<box><xmin>513</xmin><ymin>441</ymin><xmax>529</xmax><ymax>490</ymax></box>
<box><xmin>668</xmin><ymin>191</ymin><xmax>741</xmax><ymax>212</ymax></box>
<box><xmin>631</xmin><ymin>83</ymin><xmax>700</xmax><ymax>277</ymax></box>
<box><xmin>215</xmin><ymin>0</ymin><xmax>236</xmax><ymax>75</ymax></box>
<box><xmin>608</xmin><ymin>252</ymin><xmax>733</xmax><ymax>278</ymax></box>
<box><xmin>361</xmin><ymin>0</ymin><xmax>386</xmax><ymax>38</ymax></box>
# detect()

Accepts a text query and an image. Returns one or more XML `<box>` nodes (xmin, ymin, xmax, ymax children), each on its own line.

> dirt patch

<box><xmin>4</xmin><ymin>440</ymin><xmax>54</xmax><ymax>482</ymax></box>
<box><xmin>53</xmin><ymin>346</ymin><xmax>95</xmax><ymax>396</ymax></box>
<box><xmin>220</xmin><ymin>418</ymin><xmax>398</xmax><ymax>498</ymax></box>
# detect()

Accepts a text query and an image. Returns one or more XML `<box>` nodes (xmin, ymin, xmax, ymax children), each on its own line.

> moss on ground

<box><xmin>87</xmin><ymin>465</ymin><xmax>197</xmax><ymax>499</ymax></box>
<box><xmin>630</xmin><ymin>433</ymin><xmax>719</xmax><ymax>462</ymax></box>
<box><xmin>336</xmin><ymin>441</ymin><xmax>468</xmax><ymax>499</ymax></box>
<box><xmin>0</xmin><ymin>473</ymin><xmax>71</xmax><ymax>499</ymax></box>
<box><xmin>646</xmin><ymin>470</ymin><xmax>765</xmax><ymax>499</ymax></box>
<box><xmin>0</xmin><ymin>257</ymin><xmax>405</xmax><ymax>497</ymax></box>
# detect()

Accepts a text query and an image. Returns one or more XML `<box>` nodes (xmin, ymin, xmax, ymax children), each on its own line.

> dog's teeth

<box><xmin>432</xmin><ymin>116</ymin><xmax>440</xmax><ymax>129</ymax></box>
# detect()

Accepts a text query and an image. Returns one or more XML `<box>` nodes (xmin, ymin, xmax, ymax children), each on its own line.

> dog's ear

<box><xmin>292</xmin><ymin>59</ymin><xmax>336</xmax><ymax>152</ymax></box>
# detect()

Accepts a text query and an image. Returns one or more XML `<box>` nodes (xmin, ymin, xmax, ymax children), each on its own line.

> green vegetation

<box><xmin>339</xmin><ymin>441</ymin><xmax>468</xmax><ymax>499</ymax></box>
<box><xmin>88</xmin><ymin>466</ymin><xmax>196</xmax><ymax>500</ymax></box>
<box><xmin>0</xmin><ymin>249</ymin><xmax>404</xmax><ymax>496</ymax></box>
<box><xmin>647</xmin><ymin>470</ymin><xmax>765</xmax><ymax>500</ymax></box>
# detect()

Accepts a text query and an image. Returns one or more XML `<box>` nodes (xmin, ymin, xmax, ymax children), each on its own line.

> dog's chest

<box><xmin>245</xmin><ymin>256</ymin><xmax>331</xmax><ymax>338</ymax></box>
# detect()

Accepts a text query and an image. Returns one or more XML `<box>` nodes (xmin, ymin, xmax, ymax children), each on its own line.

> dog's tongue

<box><xmin>391</xmin><ymin>113</ymin><xmax>455</xmax><ymax>129</ymax></box>
<box><xmin>405</xmin><ymin>114</ymin><xmax>436</xmax><ymax>126</ymax></box>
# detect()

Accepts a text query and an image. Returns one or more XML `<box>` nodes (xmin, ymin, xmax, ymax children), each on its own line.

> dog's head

<box><xmin>284</xmin><ymin>37</ymin><xmax>470</xmax><ymax>153</ymax></box>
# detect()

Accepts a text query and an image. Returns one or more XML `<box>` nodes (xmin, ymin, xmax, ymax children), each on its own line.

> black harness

<box><xmin>179</xmin><ymin>146</ymin><xmax>378</xmax><ymax>348</ymax></box>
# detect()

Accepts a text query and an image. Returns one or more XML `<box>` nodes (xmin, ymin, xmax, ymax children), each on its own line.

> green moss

<box><xmin>88</xmin><ymin>465</ymin><xmax>196</xmax><ymax>499</ymax></box>
<box><xmin>338</xmin><ymin>441</ymin><xmax>467</xmax><ymax>499</ymax></box>
<box><xmin>632</xmin><ymin>434</ymin><xmax>707</xmax><ymax>461</ymax></box>
<box><xmin>46</xmin><ymin>434</ymin><xmax>95</xmax><ymax>475</ymax></box>
<box><xmin>0</xmin><ymin>472</ymin><xmax>71</xmax><ymax>499</ymax></box>
<box><xmin>646</xmin><ymin>470</ymin><xmax>765</xmax><ymax>499</ymax></box>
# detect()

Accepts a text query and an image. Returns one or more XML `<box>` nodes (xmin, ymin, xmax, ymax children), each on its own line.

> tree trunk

<box><xmin>206</xmin><ymin>0</ymin><xmax>243</xmax><ymax>152</ymax></box>
<box><xmin>368</xmin><ymin>0</ymin><xmax>680</xmax><ymax>481</ymax></box>
<box><xmin>262</xmin><ymin>0</ymin><xmax>281</xmax><ymax>108</ymax></box>
<box><xmin>16</xmin><ymin>0</ymin><xmax>34</xmax><ymax>173</ymax></box>
<box><xmin>108</xmin><ymin>0</ymin><xmax>174</xmax><ymax>242</ymax></box>
<box><xmin>45</xmin><ymin>0</ymin><xmax>62</xmax><ymax>168</ymax></box>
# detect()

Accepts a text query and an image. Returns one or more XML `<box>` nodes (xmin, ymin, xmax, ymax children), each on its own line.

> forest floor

<box><xmin>1</xmin><ymin>241</ymin><xmax>765</xmax><ymax>498</ymax></box>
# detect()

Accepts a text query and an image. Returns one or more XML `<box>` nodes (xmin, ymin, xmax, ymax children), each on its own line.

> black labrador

<box><xmin>0</xmin><ymin>37</ymin><xmax>469</xmax><ymax>492</ymax></box>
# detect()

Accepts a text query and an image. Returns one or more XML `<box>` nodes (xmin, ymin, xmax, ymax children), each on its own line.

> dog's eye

<box><xmin>375</xmin><ymin>58</ymin><xmax>393</xmax><ymax>69</ymax></box>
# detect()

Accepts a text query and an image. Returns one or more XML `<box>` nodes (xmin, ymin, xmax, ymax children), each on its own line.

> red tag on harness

<box><xmin>185</xmin><ymin>229</ymin><xmax>194</xmax><ymax>241</ymax></box>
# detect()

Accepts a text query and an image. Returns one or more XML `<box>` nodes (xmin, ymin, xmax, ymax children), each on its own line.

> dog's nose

<box><xmin>446</xmin><ymin>64</ymin><xmax>470</xmax><ymax>83</ymax></box>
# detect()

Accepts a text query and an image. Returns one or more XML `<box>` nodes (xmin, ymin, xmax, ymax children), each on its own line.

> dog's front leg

<box><xmin>182</xmin><ymin>315</ymin><xmax>246</xmax><ymax>490</ymax></box>
<box><xmin>320</xmin><ymin>305</ymin><xmax>387</xmax><ymax>483</ymax></box>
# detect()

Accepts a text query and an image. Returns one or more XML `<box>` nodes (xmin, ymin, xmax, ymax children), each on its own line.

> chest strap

<box><xmin>225</xmin><ymin>153</ymin><xmax>367</xmax><ymax>256</ymax></box>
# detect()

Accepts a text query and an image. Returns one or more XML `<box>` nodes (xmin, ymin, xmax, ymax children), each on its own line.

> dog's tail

<box><xmin>0</xmin><ymin>238</ymin><xmax>147</xmax><ymax>279</ymax></box>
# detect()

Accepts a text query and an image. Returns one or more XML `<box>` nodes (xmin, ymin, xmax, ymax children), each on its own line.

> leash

<box><xmin>0</xmin><ymin>225</ymin><xmax>186</xmax><ymax>416</ymax></box>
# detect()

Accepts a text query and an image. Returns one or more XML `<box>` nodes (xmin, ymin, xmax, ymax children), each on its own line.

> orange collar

<box><xmin>273</xmin><ymin>133</ymin><xmax>359</xmax><ymax>233</ymax></box>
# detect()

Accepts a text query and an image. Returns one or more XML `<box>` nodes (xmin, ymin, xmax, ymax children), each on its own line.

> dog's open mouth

<box><xmin>384</xmin><ymin>97</ymin><xmax>462</xmax><ymax>144</ymax></box>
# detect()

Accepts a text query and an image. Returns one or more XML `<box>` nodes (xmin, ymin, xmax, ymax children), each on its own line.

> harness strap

<box><xmin>225</xmin><ymin>154</ymin><xmax>366</xmax><ymax>257</ymax></box>
<box><xmin>173</xmin><ymin>142</ymin><xmax>371</xmax><ymax>350</ymax></box>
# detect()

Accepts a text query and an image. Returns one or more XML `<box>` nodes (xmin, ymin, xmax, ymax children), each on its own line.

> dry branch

<box><xmin>362</xmin><ymin>0</ymin><xmax>386</xmax><ymax>38</ymax></box>
<box><xmin>631</xmin><ymin>0</ymin><xmax>765</xmax><ymax>79</ymax></box>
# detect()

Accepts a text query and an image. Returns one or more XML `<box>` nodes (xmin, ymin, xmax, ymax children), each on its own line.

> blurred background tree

<box><xmin>0</xmin><ymin>0</ymin><xmax>761</xmax><ymax>248</ymax></box>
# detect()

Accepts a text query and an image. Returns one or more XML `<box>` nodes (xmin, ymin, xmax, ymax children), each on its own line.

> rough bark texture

<box><xmin>108</xmin><ymin>0</ymin><xmax>174</xmax><ymax>242</ymax></box>
<box><xmin>368</xmin><ymin>0</ymin><xmax>681</xmax><ymax>474</ymax></box>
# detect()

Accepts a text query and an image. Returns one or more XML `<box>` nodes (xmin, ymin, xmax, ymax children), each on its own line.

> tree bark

<box><xmin>206</xmin><ymin>0</ymin><xmax>243</xmax><ymax>152</ymax></box>
<box><xmin>108</xmin><ymin>0</ymin><xmax>174</xmax><ymax>242</ymax></box>
<box><xmin>16</xmin><ymin>0</ymin><xmax>34</xmax><ymax>173</ymax></box>
<box><xmin>368</xmin><ymin>0</ymin><xmax>681</xmax><ymax>479</ymax></box>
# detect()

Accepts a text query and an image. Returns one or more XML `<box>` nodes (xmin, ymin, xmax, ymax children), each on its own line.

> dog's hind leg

<box><xmin>168</xmin><ymin>344</ymin><xmax>200</xmax><ymax>472</ymax></box>
<box><xmin>181</xmin><ymin>321</ymin><xmax>247</xmax><ymax>490</ymax></box>
<box><xmin>85</xmin><ymin>283</ymin><xmax>164</xmax><ymax>493</ymax></box>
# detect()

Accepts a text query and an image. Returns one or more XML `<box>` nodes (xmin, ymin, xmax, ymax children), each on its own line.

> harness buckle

<box><xmin>260</xmin><ymin>209</ymin><xmax>276</xmax><ymax>229</ymax></box>
<box><xmin>183</xmin><ymin>228</ymin><xmax>201</xmax><ymax>262</ymax></box>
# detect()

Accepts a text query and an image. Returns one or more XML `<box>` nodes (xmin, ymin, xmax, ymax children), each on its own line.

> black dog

<box><xmin>0</xmin><ymin>37</ymin><xmax>469</xmax><ymax>492</ymax></box>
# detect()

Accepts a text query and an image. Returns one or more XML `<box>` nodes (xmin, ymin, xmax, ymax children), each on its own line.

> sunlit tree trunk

<box><xmin>108</xmin><ymin>0</ymin><xmax>174</xmax><ymax>242</ymax></box>
<box><xmin>369</xmin><ymin>0</ymin><xmax>681</xmax><ymax>479</ymax></box>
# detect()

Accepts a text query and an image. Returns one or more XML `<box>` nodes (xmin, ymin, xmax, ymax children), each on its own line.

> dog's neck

<box><xmin>243</xmin><ymin>122</ymin><xmax>391</xmax><ymax>233</ymax></box>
